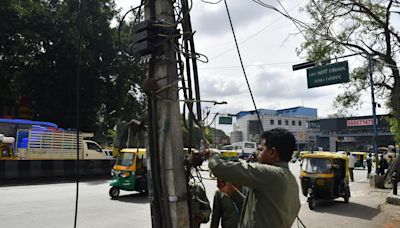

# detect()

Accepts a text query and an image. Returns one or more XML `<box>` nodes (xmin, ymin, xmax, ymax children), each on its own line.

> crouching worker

<box><xmin>210</xmin><ymin>179</ymin><xmax>245</xmax><ymax>228</ymax></box>
<box><xmin>189</xmin><ymin>181</ymin><xmax>211</xmax><ymax>228</ymax></box>
<box><xmin>204</xmin><ymin>128</ymin><xmax>300</xmax><ymax>228</ymax></box>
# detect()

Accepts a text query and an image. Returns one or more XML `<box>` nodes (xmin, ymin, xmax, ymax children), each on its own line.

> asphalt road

<box><xmin>0</xmin><ymin>161</ymin><xmax>389</xmax><ymax>228</ymax></box>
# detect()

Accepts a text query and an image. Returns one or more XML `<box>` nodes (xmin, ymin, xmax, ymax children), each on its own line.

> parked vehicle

<box><xmin>219</xmin><ymin>145</ymin><xmax>241</xmax><ymax>161</ymax></box>
<box><xmin>0</xmin><ymin>134</ymin><xmax>16</xmax><ymax>160</ymax></box>
<box><xmin>14</xmin><ymin>128</ymin><xmax>108</xmax><ymax>160</ymax></box>
<box><xmin>109</xmin><ymin>148</ymin><xmax>148</xmax><ymax>198</ymax></box>
<box><xmin>231</xmin><ymin>141</ymin><xmax>257</xmax><ymax>158</ymax></box>
<box><xmin>300</xmin><ymin>152</ymin><xmax>350</xmax><ymax>210</ymax></box>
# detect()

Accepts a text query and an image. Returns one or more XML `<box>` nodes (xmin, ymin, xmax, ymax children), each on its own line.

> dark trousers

<box><xmin>349</xmin><ymin>168</ymin><xmax>354</xmax><ymax>181</ymax></box>
<box><xmin>367</xmin><ymin>165</ymin><xmax>372</xmax><ymax>178</ymax></box>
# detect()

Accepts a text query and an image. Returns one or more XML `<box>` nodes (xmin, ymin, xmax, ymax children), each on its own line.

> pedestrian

<box><xmin>347</xmin><ymin>152</ymin><xmax>355</xmax><ymax>181</ymax></box>
<box><xmin>378</xmin><ymin>154</ymin><xmax>388</xmax><ymax>176</ymax></box>
<box><xmin>366</xmin><ymin>153</ymin><xmax>373</xmax><ymax>178</ymax></box>
<box><xmin>388</xmin><ymin>155</ymin><xmax>394</xmax><ymax>167</ymax></box>
<box><xmin>204</xmin><ymin>128</ymin><xmax>300</xmax><ymax>228</ymax></box>
<box><xmin>189</xmin><ymin>181</ymin><xmax>211</xmax><ymax>228</ymax></box>
<box><xmin>210</xmin><ymin>179</ymin><xmax>245</xmax><ymax>228</ymax></box>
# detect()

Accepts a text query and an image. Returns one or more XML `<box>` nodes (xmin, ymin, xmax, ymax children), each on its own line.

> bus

<box><xmin>231</xmin><ymin>141</ymin><xmax>257</xmax><ymax>158</ymax></box>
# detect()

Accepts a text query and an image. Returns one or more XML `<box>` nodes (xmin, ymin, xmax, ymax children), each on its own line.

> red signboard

<box><xmin>346</xmin><ymin>119</ymin><xmax>375</xmax><ymax>127</ymax></box>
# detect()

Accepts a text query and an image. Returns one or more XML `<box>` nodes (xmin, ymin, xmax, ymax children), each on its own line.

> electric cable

<box><xmin>297</xmin><ymin>216</ymin><xmax>307</xmax><ymax>228</ymax></box>
<box><xmin>276</xmin><ymin>0</ymin><xmax>307</xmax><ymax>40</ymax></box>
<box><xmin>206</xmin><ymin>0</ymin><xmax>303</xmax><ymax>61</ymax></box>
<box><xmin>200</xmin><ymin>0</ymin><xmax>222</xmax><ymax>4</ymax></box>
<box><xmin>74</xmin><ymin>0</ymin><xmax>86</xmax><ymax>227</ymax></box>
<box><xmin>199</xmin><ymin>60</ymin><xmax>300</xmax><ymax>70</ymax></box>
<box><xmin>223</xmin><ymin>0</ymin><xmax>263</xmax><ymax>131</ymax></box>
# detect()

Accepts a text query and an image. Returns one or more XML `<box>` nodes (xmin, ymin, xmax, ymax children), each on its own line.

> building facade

<box><xmin>309</xmin><ymin>115</ymin><xmax>395</xmax><ymax>152</ymax></box>
<box><xmin>231</xmin><ymin>107</ymin><xmax>318</xmax><ymax>150</ymax></box>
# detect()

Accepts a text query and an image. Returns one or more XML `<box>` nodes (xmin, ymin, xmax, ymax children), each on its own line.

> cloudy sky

<box><xmin>115</xmin><ymin>0</ymin><xmax>389</xmax><ymax>133</ymax></box>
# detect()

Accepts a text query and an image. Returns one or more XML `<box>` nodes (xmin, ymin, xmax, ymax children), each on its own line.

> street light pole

<box><xmin>368</xmin><ymin>53</ymin><xmax>379</xmax><ymax>172</ymax></box>
<box><xmin>292</xmin><ymin>53</ymin><xmax>380</xmax><ymax>167</ymax></box>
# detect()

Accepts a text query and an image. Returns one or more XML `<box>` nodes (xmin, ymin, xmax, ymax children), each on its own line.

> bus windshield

<box><xmin>244</xmin><ymin>142</ymin><xmax>256</xmax><ymax>148</ymax></box>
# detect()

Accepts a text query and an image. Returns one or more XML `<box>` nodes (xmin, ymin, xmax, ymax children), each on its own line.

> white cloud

<box><xmin>191</xmin><ymin>0</ymin><xmax>272</xmax><ymax>37</ymax></box>
<box><xmin>115</xmin><ymin>0</ymin><xmax>391</xmax><ymax>134</ymax></box>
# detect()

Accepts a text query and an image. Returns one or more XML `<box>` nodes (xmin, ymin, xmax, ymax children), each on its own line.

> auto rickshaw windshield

<box><xmin>116</xmin><ymin>152</ymin><xmax>134</xmax><ymax>166</ymax></box>
<box><xmin>302</xmin><ymin>158</ymin><xmax>332</xmax><ymax>174</ymax></box>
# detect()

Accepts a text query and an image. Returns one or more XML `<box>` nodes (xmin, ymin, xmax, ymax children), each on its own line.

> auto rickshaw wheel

<box><xmin>109</xmin><ymin>187</ymin><xmax>120</xmax><ymax>199</ymax></box>
<box><xmin>308</xmin><ymin>197</ymin><xmax>316</xmax><ymax>210</ymax></box>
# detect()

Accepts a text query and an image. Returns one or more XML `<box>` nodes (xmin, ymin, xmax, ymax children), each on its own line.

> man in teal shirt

<box><xmin>205</xmin><ymin>128</ymin><xmax>300</xmax><ymax>228</ymax></box>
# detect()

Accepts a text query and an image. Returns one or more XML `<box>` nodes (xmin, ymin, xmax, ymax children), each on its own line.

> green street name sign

<box><xmin>306</xmin><ymin>61</ymin><xmax>349</xmax><ymax>88</ymax></box>
<box><xmin>219</xmin><ymin>116</ymin><xmax>232</xmax><ymax>125</ymax></box>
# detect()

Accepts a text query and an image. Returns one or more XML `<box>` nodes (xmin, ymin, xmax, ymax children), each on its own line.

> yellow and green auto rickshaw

<box><xmin>300</xmin><ymin>152</ymin><xmax>350</xmax><ymax>210</ymax></box>
<box><xmin>0</xmin><ymin>135</ymin><xmax>16</xmax><ymax>160</ymax></box>
<box><xmin>220</xmin><ymin>150</ymin><xmax>240</xmax><ymax>161</ymax></box>
<box><xmin>109</xmin><ymin>148</ymin><xmax>147</xmax><ymax>198</ymax></box>
<box><xmin>298</xmin><ymin>151</ymin><xmax>310</xmax><ymax>161</ymax></box>
<box><xmin>351</xmin><ymin>152</ymin><xmax>368</xmax><ymax>169</ymax></box>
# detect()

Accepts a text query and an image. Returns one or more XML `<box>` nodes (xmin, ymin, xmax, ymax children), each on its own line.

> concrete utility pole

<box><xmin>144</xmin><ymin>0</ymin><xmax>190</xmax><ymax>227</ymax></box>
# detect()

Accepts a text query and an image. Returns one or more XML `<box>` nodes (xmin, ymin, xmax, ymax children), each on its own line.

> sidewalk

<box><xmin>292</xmin><ymin>177</ymin><xmax>393</xmax><ymax>228</ymax></box>
<box><xmin>371</xmin><ymin>184</ymin><xmax>400</xmax><ymax>228</ymax></box>
<box><xmin>379</xmin><ymin>202</ymin><xmax>400</xmax><ymax>228</ymax></box>
<box><xmin>386</xmin><ymin>186</ymin><xmax>400</xmax><ymax>205</ymax></box>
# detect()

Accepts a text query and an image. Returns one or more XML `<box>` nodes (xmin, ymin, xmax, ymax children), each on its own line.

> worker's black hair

<box><xmin>261</xmin><ymin>128</ymin><xmax>296</xmax><ymax>162</ymax></box>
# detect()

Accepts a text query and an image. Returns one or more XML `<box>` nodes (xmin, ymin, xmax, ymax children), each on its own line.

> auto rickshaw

<box><xmin>0</xmin><ymin>135</ymin><xmax>16</xmax><ymax>160</ymax></box>
<box><xmin>220</xmin><ymin>150</ymin><xmax>240</xmax><ymax>161</ymax></box>
<box><xmin>300</xmin><ymin>152</ymin><xmax>350</xmax><ymax>210</ymax></box>
<box><xmin>109</xmin><ymin>148</ymin><xmax>148</xmax><ymax>198</ymax></box>
<box><xmin>298</xmin><ymin>151</ymin><xmax>310</xmax><ymax>161</ymax></box>
<box><xmin>351</xmin><ymin>152</ymin><xmax>367</xmax><ymax>169</ymax></box>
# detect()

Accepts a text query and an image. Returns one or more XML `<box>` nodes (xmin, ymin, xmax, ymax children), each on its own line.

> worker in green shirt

<box><xmin>204</xmin><ymin>128</ymin><xmax>301</xmax><ymax>228</ymax></box>
<box><xmin>210</xmin><ymin>179</ymin><xmax>245</xmax><ymax>228</ymax></box>
<box><xmin>189</xmin><ymin>182</ymin><xmax>211</xmax><ymax>228</ymax></box>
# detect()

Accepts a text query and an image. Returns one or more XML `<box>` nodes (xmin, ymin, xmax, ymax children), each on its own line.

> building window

<box><xmin>270</xmin><ymin>119</ymin><xmax>274</xmax><ymax>125</ymax></box>
<box><xmin>278</xmin><ymin>120</ymin><xmax>281</xmax><ymax>125</ymax></box>
<box><xmin>298</xmin><ymin>120</ymin><xmax>302</xmax><ymax>126</ymax></box>
<box><xmin>285</xmin><ymin>120</ymin><xmax>288</xmax><ymax>125</ymax></box>
<box><xmin>292</xmin><ymin>120</ymin><xmax>296</xmax><ymax>126</ymax></box>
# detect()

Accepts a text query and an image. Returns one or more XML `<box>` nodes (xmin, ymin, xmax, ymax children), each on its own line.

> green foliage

<box><xmin>389</xmin><ymin>116</ymin><xmax>400</xmax><ymax>145</ymax></box>
<box><xmin>297</xmin><ymin>1</ymin><xmax>400</xmax><ymax>128</ymax></box>
<box><xmin>181</xmin><ymin>122</ymin><xmax>229</xmax><ymax>148</ymax></box>
<box><xmin>0</xmin><ymin>0</ymin><xmax>145</xmax><ymax>132</ymax></box>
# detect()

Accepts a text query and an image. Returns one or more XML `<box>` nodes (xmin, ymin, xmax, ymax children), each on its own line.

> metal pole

<box><xmin>214</xmin><ymin>116</ymin><xmax>217</xmax><ymax>147</ymax></box>
<box><xmin>368</xmin><ymin>53</ymin><xmax>379</xmax><ymax>173</ymax></box>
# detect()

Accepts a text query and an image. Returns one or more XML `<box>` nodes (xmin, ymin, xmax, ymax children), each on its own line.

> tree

<box><xmin>299</xmin><ymin>0</ymin><xmax>400</xmax><ymax>144</ymax></box>
<box><xmin>0</xmin><ymin>0</ymin><xmax>146</xmax><ymax>133</ymax></box>
<box><xmin>253</xmin><ymin>0</ymin><xmax>400</xmax><ymax>143</ymax></box>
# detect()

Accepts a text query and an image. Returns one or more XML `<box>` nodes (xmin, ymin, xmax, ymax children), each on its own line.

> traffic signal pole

<box><xmin>144</xmin><ymin>0</ymin><xmax>190</xmax><ymax>227</ymax></box>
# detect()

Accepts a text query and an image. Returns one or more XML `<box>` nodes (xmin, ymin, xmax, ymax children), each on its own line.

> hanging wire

<box><xmin>200</xmin><ymin>0</ymin><xmax>222</xmax><ymax>4</ymax></box>
<box><xmin>74</xmin><ymin>0</ymin><xmax>87</xmax><ymax>227</ymax></box>
<box><xmin>223</xmin><ymin>0</ymin><xmax>263</xmax><ymax>131</ymax></box>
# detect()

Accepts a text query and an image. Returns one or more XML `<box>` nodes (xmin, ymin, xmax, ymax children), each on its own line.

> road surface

<box><xmin>0</xmin><ymin>161</ymin><xmax>391</xmax><ymax>228</ymax></box>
